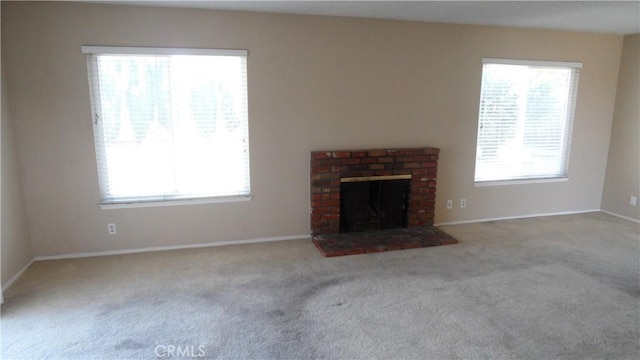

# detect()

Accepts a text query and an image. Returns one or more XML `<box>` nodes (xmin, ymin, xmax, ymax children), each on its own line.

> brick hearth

<box><xmin>310</xmin><ymin>147</ymin><xmax>439</xmax><ymax>236</ymax></box>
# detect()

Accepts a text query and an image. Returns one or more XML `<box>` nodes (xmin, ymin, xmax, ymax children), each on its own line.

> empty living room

<box><xmin>1</xmin><ymin>1</ymin><xmax>639</xmax><ymax>359</ymax></box>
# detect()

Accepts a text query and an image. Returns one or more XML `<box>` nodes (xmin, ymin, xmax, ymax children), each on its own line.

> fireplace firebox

<box><xmin>340</xmin><ymin>177</ymin><xmax>410</xmax><ymax>233</ymax></box>
<box><xmin>310</xmin><ymin>147</ymin><xmax>457</xmax><ymax>257</ymax></box>
<box><xmin>310</xmin><ymin>147</ymin><xmax>439</xmax><ymax>236</ymax></box>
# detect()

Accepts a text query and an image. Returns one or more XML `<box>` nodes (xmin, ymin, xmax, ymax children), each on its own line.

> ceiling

<box><xmin>96</xmin><ymin>1</ymin><xmax>640</xmax><ymax>35</ymax></box>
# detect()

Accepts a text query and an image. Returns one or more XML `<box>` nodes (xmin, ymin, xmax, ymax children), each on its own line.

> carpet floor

<box><xmin>1</xmin><ymin>212</ymin><xmax>639</xmax><ymax>359</ymax></box>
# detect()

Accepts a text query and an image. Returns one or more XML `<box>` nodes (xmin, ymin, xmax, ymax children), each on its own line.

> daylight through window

<box><xmin>83</xmin><ymin>46</ymin><xmax>250</xmax><ymax>205</ymax></box>
<box><xmin>474</xmin><ymin>58</ymin><xmax>581</xmax><ymax>184</ymax></box>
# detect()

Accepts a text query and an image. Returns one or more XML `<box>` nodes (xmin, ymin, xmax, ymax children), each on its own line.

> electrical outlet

<box><xmin>631</xmin><ymin>196</ymin><xmax>638</xmax><ymax>206</ymax></box>
<box><xmin>446</xmin><ymin>200</ymin><xmax>453</xmax><ymax>210</ymax></box>
<box><xmin>107</xmin><ymin>223</ymin><xmax>117</xmax><ymax>235</ymax></box>
<box><xmin>460</xmin><ymin>199</ymin><xmax>467</xmax><ymax>208</ymax></box>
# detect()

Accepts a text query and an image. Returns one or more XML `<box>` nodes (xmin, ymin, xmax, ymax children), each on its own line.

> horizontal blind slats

<box><xmin>87</xmin><ymin>50</ymin><xmax>250</xmax><ymax>204</ymax></box>
<box><xmin>474</xmin><ymin>60</ymin><xmax>580</xmax><ymax>183</ymax></box>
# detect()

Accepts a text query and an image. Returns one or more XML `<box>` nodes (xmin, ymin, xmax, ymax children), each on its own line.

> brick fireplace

<box><xmin>310</xmin><ymin>147</ymin><xmax>439</xmax><ymax>236</ymax></box>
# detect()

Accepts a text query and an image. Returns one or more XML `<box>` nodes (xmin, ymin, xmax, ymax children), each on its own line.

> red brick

<box><xmin>346</xmin><ymin>165</ymin><xmax>367</xmax><ymax>172</ymax></box>
<box><xmin>422</xmin><ymin>161</ymin><xmax>437</xmax><ymax>167</ymax></box>
<box><xmin>341</xmin><ymin>171</ymin><xmax>359</xmax><ymax>178</ymax></box>
<box><xmin>321</xmin><ymin>249</ymin><xmax>346</xmax><ymax>257</ymax></box>
<box><xmin>403</xmin><ymin>242</ymin><xmax>423</xmax><ymax>249</ymax></box>
<box><xmin>414</xmin><ymin>168</ymin><xmax>433</xmax><ymax>175</ymax></box>
<box><xmin>361</xmin><ymin>157</ymin><xmax>378</xmax><ymax>164</ymax></box>
<box><xmin>313</xmin><ymin>207</ymin><xmax>332</xmax><ymax>214</ymax></box>
<box><xmin>311</xmin><ymin>165</ymin><xmax>331</xmax><ymax>174</ymax></box>
<box><xmin>369</xmin><ymin>164</ymin><xmax>385</xmax><ymax>170</ymax></box>
<box><xmin>322</xmin><ymin>159</ymin><xmax>343</xmax><ymax>166</ymax></box>
<box><xmin>312</xmin><ymin>152</ymin><xmax>332</xmax><ymax>160</ymax></box>
<box><xmin>345</xmin><ymin>248</ymin><xmax>367</xmax><ymax>255</ymax></box>
<box><xmin>420</xmin><ymin>174</ymin><xmax>437</xmax><ymax>180</ymax></box>
<box><xmin>321</xmin><ymin>200</ymin><xmax>340</xmax><ymax>207</ymax></box>
<box><xmin>418</xmin><ymin>200</ymin><xmax>435</xmax><ymax>208</ymax></box>
<box><xmin>322</xmin><ymin>213</ymin><xmax>340</xmax><ymax>220</ymax></box>
<box><xmin>312</xmin><ymin>193</ymin><xmax>331</xmax><ymax>201</ymax></box>
<box><xmin>388</xmin><ymin>149</ymin><xmax>416</xmax><ymax>156</ymax></box>
<box><xmin>321</xmin><ymin>172</ymin><xmax>340</xmax><ymax>179</ymax></box>
<box><xmin>386</xmin><ymin>244</ymin><xmax>404</xmax><ymax>251</ymax></box>
<box><xmin>351</xmin><ymin>151</ymin><xmax>368</xmax><ymax>158</ymax></box>
<box><xmin>412</xmin><ymin>155</ymin><xmax>431</xmax><ymax>162</ymax></box>
<box><xmin>312</xmin><ymin>179</ymin><xmax>338</xmax><ymax>187</ymax></box>
<box><xmin>418</xmin><ymin>212</ymin><xmax>435</xmax><ymax>220</ymax></box>
<box><xmin>311</xmin><ymin>179</ymin><xmax>334</xmax><ymax>187</ymax></box>
<box><xmin>368</xmin><ymin>150</ymin><xmax>387</xmax><ymax>157</ymax></box>
<box><xmin>378</xmin><ymin>157</ymin><xmax>394</xmax><ymax>163</ymax></box>
<box><xmin>332</xmin><ymin>151</ymin><xmax>351</xmax><ymax>158</ymax></box>
<box><xmin>411</xmin><ymin>193</ymin><xmax>430</xmax><ymax>201</ymax></box>
<box><xmin>341</xmin><ymin>158</ymin><xmax>361</xmax><ymax>165</ymax></box>
<box><xmin>404</xmin><ymin>162</ymin><xmax>421</xmax><ymax>169</ymax></box>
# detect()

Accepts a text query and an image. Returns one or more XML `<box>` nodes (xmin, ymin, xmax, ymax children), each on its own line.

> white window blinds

<box><xmin>474</xmin><ymin>58</ymin><xmax>581</xmax><ymax>183</ymax></box>
<box><xmin>83</xmin><ymin>46</ymin><xmax>250</xmax><ymax>204</ymax></box>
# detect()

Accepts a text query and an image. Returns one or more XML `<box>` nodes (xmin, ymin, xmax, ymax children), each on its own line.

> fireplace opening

<box><xmin>340</xmin><ymin>178</ymin><xmax>410</xmax><ymax>233</ymax></box>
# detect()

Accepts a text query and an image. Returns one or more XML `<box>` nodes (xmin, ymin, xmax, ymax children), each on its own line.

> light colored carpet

<box><xmin>1</xmin><ymin>212</ymin><xmax>639</xmax><ymax>359</ymax></box>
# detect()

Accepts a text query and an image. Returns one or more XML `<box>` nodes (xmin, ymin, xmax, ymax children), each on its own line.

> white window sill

<box><xmin>99</xmin><ymin>194</ymin><xmax>254</xmax><ymax>209</ymax></box>
<box><xmin>474</xmin><ymin>177</ymin><xmax>569</xmax><ymax>187</ymax></box>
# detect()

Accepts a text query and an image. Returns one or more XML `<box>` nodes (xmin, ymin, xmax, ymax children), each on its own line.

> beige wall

<box><xmin>1</xmin><ymin>59</ymin><xmax>33</xmax><ymax>286</ymax></box>
<box><xmin>2</xmin><ymin>2</ymin><xmax>623</xmax><ymax>257</ymax></box>
<box><xmin>601</xmin><ymin>34</ymin><xmax>640</xmax><ymax>221</ymax></box>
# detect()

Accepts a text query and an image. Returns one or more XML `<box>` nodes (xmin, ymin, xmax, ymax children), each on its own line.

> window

<box><xmin>83</xmin><ymin>46</ymin><xmax>250</xmax><ymax>206</ymax></box>
<box><xmin>474</xmin><ymin>58</ymin><xmax>581</xmax><ymax>184</ymax></box>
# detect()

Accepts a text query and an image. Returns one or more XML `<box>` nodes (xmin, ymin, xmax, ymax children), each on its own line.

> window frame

<box><xmin>473</xmin><ymin>58</ymin><xmax>582</xmax><ymax>186</ymax></box>
<box><xmin>82</xmin><ymin>46</ymin><xmax>252</xmax><ymax>208</ymax></box>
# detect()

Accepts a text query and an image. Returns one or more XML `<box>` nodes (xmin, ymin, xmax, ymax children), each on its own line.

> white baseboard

<box><xmin>33</xmin><ymin>234</ymin><xmax>310</xmax><ymax>261</ymax></box>
<box><xmin>2</xmin><ymin>259</ymin><xmax>35</xmax><ymax>293</ymax></box>
<box><xmin>600</xmin><ymin>210</ymin><xmax>640</xmax><ymax>224</ymax></box>
<box><xmin>434</xmin><ymin>209</ymin><xmax>601</xmax><ymax>226</ymax></box>
<box><xmin>5</xmin><ymin>209</ymin><xmax>636</xmax><ymax>293</ymax></box>
<box><xmin>2</xmin><ymin>235</ymin><xmax>308</xmax><ymax>295</ymax></box>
